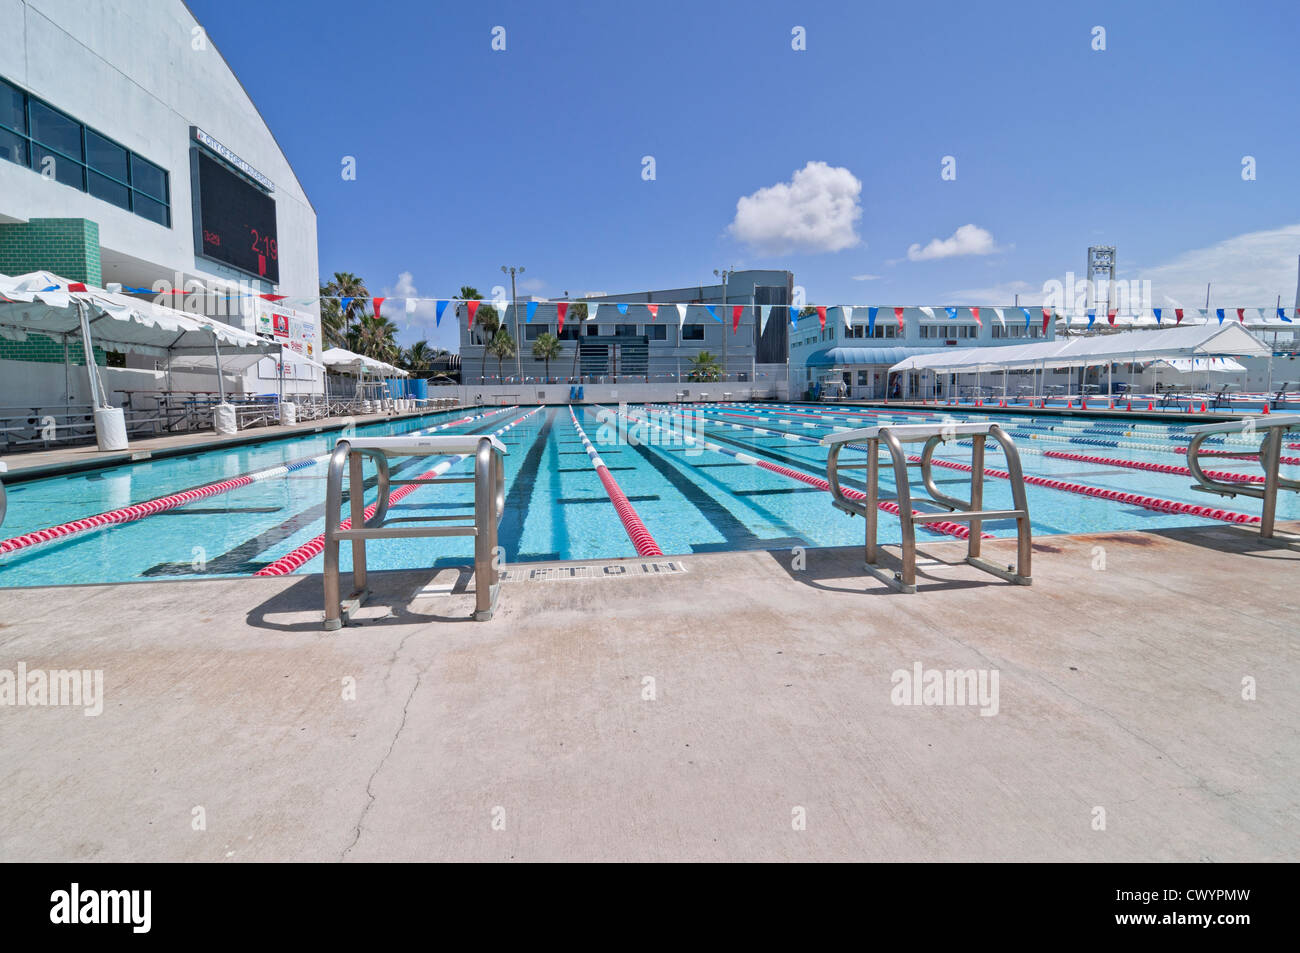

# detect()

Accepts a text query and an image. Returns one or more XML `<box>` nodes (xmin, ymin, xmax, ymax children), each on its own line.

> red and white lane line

<box><xmin>0</xmin><ymin>406</ymin><xmax>514</xmax><ymax>560</ymax></box>
<box><xmin>917</xmin><ymin>455</ymin><xmax>1261</xmax><ymax>526</ymax></box>
<box><xmin>568</xmin><ymin>407</ymin><xmax>663</xmax><ymax>557</ymax></box>
<box><xmin>254</xmin><ymin>406</ymin><xmax>541</xmax><ymax>576</ymax></box>
<box><xmin>618</xmin><ymin>407</ymin><xmax>987</xmax><ymax>541</ymax></box>
<box><xmin>1041</xmin><ymin>450</ymin><xmax>1267</xmax><ymax>484</ymax></box>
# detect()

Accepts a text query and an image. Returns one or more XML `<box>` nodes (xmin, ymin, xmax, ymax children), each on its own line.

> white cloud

<box><xmin>518</xmin><ymin>277</ymin><xmax>546</xmax><ymax>293</ymax></box>
<box><xmin>907</xmin><ymin>224</ymin><xmax>998</xmax><ymax>262</ymax></box>
<box><xmin>1135</xmin><ymin>224</ymin><xmax>1300</xmax><ymax>307</ymax></box>
<box><xmin>728</xmin><ymin>161</ymin><xmax>863</xmax><ymax>255</ymax></box>
<box><xmin>384</xmin><ymin>272</ymin><xmax>460</xmax><ymax>349</ymax></box>
<box><xmin>851</xmin><ymin>273</ymin><xmax>882</xmax><ymax>281</ymax></box>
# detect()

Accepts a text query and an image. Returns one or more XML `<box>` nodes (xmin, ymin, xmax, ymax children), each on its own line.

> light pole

<box><xmin>714</xmin><ymin>268</ymin><xmax>734</xmax><ymax>382</ymax></box>
<box><xmin>502</xmin><ymin>265</ymin><xmax>525</xmax><ymax>381</ymax></box>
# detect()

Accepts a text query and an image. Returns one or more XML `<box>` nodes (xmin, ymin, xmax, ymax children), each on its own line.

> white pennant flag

<box><xmin>406</xmin><ymin>298</ymin><xmax>418</xmax><ymax>315</ymax></box>
<box><xmin>588</xmin><ymin>303</ymin><xmax>599</xmax><ymax>321</ymax></box>
<box><xmin>676</xmin><ymin>303</ymin><xmax>688</xmax><ymax>329</ymax></box>
<box><xmin>759</xmin><ymin>305</ymin><xmax>771</xmax><ymax>335</ymax></box>
<box><xmin>841</xmin><ymin>306</ymin><xmax>854</xmax><ymax>330</ymax></box>
<box><xmin>919</xmin><ymin>306</ymin><xmax>935</xmax><ymax>319</ymax></box>
<box><xmin>993</xmin><ymin>307</ymin><xmax>1005</xmax><ymax>329</ymax></box>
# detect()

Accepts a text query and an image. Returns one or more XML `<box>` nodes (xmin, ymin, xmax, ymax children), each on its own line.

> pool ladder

<box><xmin>821</xmin><ymin>422</ymin><xmax>1033</xmax><ymax>593</ymax></box>
<box><xmin>322</xmin><ymin>434</ymin><xmax>507</xmax><ymax>629</ymax></box>
<box><xmin>1185</xmin><ymin>414</ymin><xmax>1300</xmax><ymax>539</ymax></box>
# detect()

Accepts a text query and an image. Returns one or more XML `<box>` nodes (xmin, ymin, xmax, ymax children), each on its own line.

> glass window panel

<box><xmin>0</xmin><ymin>80</ymin><xmax>25</xmax><ymax>133</ymax></box>
<box><xmin>130</xmin><ymin>154</ymin><xmax>167</xmax><ymax>200</ymax></box>
<box><xmin>85</xmin><ymin>130</ymin><xmax>127</xmax><ymax>180</ymax></box>
<box><xmin>29</xmin><ymin>101</ymin><xmax>82</xmax><ymax>159</ymax></box>
<box><xmin>647</xmin><ymin>325</ymin><xmax>666</xmax><ymax>340</ymax></box>
<box><xmin>0</xmin><ymin>126</ymin><xmax>27</xmax><ymax>167</ymax></box>
<box><xmin>32</xmin><ymin>143</ymin><xmax>84</xmax><ymax>189</ymax></box>
<box><xmin>132</xmin><ymin>193</ymin><xmax>169</xmax><ymax>226</ymax></box>
<box><xmin>88</xmin><ymin>170</ymin><xmax>130</xmax><ymax>210</ymax></box>
<box><xmin>682</xmin><ymin>326</ymin><xmax>704</xmax><ymax>341</ymax></box>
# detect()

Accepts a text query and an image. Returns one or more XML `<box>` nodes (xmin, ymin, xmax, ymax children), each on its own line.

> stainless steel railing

<box><xmin>1186</xmin><ymin>414</ymin><xmax>1300</xmax><ymax>538</ymax></box>
<box><xmin>322</xmin><ymin>434</ymin><xmax>507</xmax><ymax>629</ymax></box>
<box><xmin>822</xmin><ymin>422</ymin><xmax>1033</xmax><ymax>593</ymax></box>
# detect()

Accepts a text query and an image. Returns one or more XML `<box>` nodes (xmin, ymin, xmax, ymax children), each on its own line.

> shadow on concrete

<box><xmin>246</xmin><ymin>567</ymin><xmax>481</xmax><ymax>633</ymax></box>
<box><xmin>762</xmin><ymin>542</ymin><xmax>1006</xmax><ymax>596</ymax></box>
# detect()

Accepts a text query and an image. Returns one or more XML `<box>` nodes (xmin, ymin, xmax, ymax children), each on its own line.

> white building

<box><xmin>0</xmin><ymin>0</ymin><xmax>320</xmax><ymax>404</ymax></box>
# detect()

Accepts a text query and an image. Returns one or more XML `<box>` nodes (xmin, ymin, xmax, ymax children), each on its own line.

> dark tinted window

<box><xmin>130</xmin><ymin>154</ymin><xmax>167</xmax><ymax>200</ymax></box>
<box><xmin>88</xmin><ymin>170</ymin><xmax>130</xmax><ymax>210</ymax></box>
<box><xmin>682</xmin><ymin>326</ymin><xmax>704</xmax><ymax>340</ymax></box>
<box><xmin>32</xmin><ymin>143</ymin><xmax>83</xmax><ymax>188</ymax></box>
<box><xmin>647</xmin><ymin>325</ymin><xmax>666</xmax><ymax>340</ymax></box>
<box><xmin>85</xmin><ymin>130</ymin><xmax>127</xmax><ymax>180</ymax></box>
<box><xmin>29</xmin><ymin>101</ymin><xmax>81</xmax><ymax>158</ymax></box>
<box><xmin>0</xmin><ymin>126</ymin><xmax>25</xmax><ymax>166</ymax></box>
<box><xmin>133</xmin><ymin>194</ymin><xmax>170</xmax><ymax>226</ymax></box>
<box><xmin>0</xmin><ymin>80</ymin><xmax>24</xmax><ymax>133</ymax></box>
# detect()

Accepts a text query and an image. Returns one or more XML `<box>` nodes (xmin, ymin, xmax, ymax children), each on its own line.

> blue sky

<box><xmin>191</xmin><ymin>0</ymin><xmax>1300</xmax><ymax>350</ymax></box>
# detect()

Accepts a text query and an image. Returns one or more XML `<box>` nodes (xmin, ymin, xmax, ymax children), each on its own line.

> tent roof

<box><xmin>890</xmin><ymin>323</ymin><xmax>1271</xmax><ymax>373</ymax></box>
<box><xmin>1158</xmin><ymin>357</ymin><xmax>1246</xmax><ymax>373</ymax></box>
<box><xmin>806</xmin><ymin>346</ymin><xmax>949</xmax><ymax>367</ymax></box>
<box><xmin>321</xmin><ymin>347</ymin><xmax>408</xmax><ymax>376</ymax></box>
<box><xmin>0</xmin><ymin>271</ymin><xmax>280</xmax><ymax>358</ymax></box>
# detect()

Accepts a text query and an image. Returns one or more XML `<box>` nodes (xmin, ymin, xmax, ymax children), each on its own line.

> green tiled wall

<box><xmin>0</xmin><ymin>217</ymin><xmax>102</xmax><ymax>286</ymax></box>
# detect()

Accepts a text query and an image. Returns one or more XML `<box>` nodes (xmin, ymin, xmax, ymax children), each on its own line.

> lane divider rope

<box><xmin>569</xmin><ymin>408</ymin><xmax>663</xmax><ymax>557</ymax></box>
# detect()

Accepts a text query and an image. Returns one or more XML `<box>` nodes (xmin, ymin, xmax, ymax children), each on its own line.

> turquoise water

<box><xmin>1</xmin><ymin>402</ymin><xmax>1296</xmax><ymax>587</ymax></box>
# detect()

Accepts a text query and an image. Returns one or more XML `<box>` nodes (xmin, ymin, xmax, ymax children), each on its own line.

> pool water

<box><xmin>2</xmin><ymin>402</ymin><xmax>1296</xmax><ymax>587</ymax></box>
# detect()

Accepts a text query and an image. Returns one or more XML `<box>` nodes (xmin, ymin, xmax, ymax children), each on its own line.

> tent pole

<box><xmin>213</xmin><ymin>339</ymin><xmax>225</xmax><ymax>403</ymax></box>
<box><xmin>278</xmin><ymin>344</ymin><xmax>285</xmax><ymax>410</ymax></box>
<box><xmin>76</xmin><ymin>301</ymin><xmax>105</xmax><ymax>409</ymax></box>
<box><xmin>62</xmin><ymin>333</ymin><xmax>71</xmax><ymax>407</ymax></box>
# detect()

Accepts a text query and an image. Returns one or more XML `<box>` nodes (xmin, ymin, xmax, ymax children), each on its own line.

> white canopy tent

<box><xmin>890</xmin><ymin>323</ymin><xmax>1272</xmax><ymax>401</ymax></box>
<box><xmin>320</xmin><ymin>347</ymin><xmax>408</xmax><ymax>379</ymax></box>
<box><xmin>0</xmin><ymin>271</ymin><xmax>290</xmax><ymax>447</ymax></box>
<box><xmin>1157</xmin><ymin>357</ymin><xmax>1246</xmax><ymax>373</ymax></box>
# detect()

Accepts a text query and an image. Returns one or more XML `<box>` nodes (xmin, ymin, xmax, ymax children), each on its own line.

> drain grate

<box><xmin>501</xmin><ymin>560</ymin><xmax>689</xmax><ymax>582</ymax></box>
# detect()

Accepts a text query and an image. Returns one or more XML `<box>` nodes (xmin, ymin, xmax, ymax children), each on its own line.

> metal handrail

<box><xmin>322</xmin><ymin>434</ymin><xmax>508</xmax><ymax>629</ymax></box>
<box><xmin>1185</xmin><ymin>414</ymin><xmax>1300</xmax><ymax>538</ymax></box>
<box><xmin>822</xmin><ymin>422</ymin><xmax>1032</xmax><ymax>593</ymax></box>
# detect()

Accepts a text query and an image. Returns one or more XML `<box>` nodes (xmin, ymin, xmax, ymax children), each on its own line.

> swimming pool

<box><xmin>2</xmin><ymin>402</ymin><xmax>1296</xmax><ymax>587</ymax></box>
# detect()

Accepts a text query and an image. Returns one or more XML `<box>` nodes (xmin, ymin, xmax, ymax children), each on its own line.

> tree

<box><xmin>487</xmin><ymin>328</ymin><xmax>516</xmax><ymax>383</ymax></box>
<box><xmin>347</xmin><ymin>312</ymin><xmax>399</xmax><ymax>362</ymax></box>
<box><xmin>322</xmin><ymin>272</ymin><xmax>370</xmax><ymax>343</ymax></box>
<box><xmin>686</xmin><ymin>350</ymin><xmax>722</xmax><ymax>382</ymax></box>
<box><xmin>459</xmin><ymin>286</ymin><xmax>501</xmax><ymax>383</ymax></box>
<box><xmin>403</xmin><ymin>340</ymin><xmax>434</xmax><ymax>374</ymax></box>
<box><xmin>531</xmin><ymin>332</ymin><xmax>561</xmax><ymax>382</ymax></box>
<box><xmin>566</xmin><ymin>302</ymin><xmax>589</xmax><ymax>381</ymax></box>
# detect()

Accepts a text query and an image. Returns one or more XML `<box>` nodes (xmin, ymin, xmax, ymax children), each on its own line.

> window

<box><xmin>0</xmin><ymin>76</ymin><xmax>170</xmax><ymax>226</ymax></box>
<box><xmin>682</xmin><ymin>325</ymin><xmax>704</xmax><ymax>341</ymax></box>
<box><xmin>615</xmin><ymin>323</ymin><xmax>636</xmax><ymax>337</ymax></box>
<box><xmin>646</xmin><ymin>325</ymin><xmax>666</xmax><ymax>340</ymax></box>
<box><xmin>586</xmin><ymin>323</ymin><xmax>601</xmax><ymax>336</ymax></box>
<box><xmin>525</xmin><ymin>324</ymin><xmax>549</xmax><ymax>340</ymax></box>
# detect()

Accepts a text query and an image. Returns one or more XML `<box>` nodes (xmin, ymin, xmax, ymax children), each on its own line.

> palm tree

<box><xmin>686</xmin><ymin>350</ymin><xmax>722</xmax><ymax>382</ymax></box>
<box><xmin>318</xmin><ymin>288</ymin><xmax>344</xmax><ymax>348</ymax></box>
<box><xmin>458</xmin><ymin>286</ymin><xmax>500</xmax><ymax>383</ymax></box>
<box><xmin>531</xmin><ymin>332</ymin><xmax>561</xmax><ymax>382</ymax></box>
<box><xmin>567</xmin><ymin>302</ymin><xmax>589</xmax><ymax>382</ymax></box>
<box><xmin>403</xmin><ymin>340</ymin><xmax>434</xmax><ymax>374</ymax></box>
<box><xmin>347</xmin><ymin>312</ymin><xmax>400</xmax><ymax>362</ymax></box>
<box><xmin>322</xmin><ymin>272</ymin><xmax>369</xmax><ymax>343</ymax></box>
<box><xmin>487</xmin><ymin>328</ymin><xmax>516</xmax><ymax>383</ymax></box>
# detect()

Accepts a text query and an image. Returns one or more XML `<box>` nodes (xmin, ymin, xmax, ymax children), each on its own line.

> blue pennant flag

<box><xmin>42</xmin><ymin>285</ymin><xmax>60</xmax><ymax>292</ymax></box>
<box><xmin>616</xmin><ymin>303</ymin><xmax>628</xmax><ymax>315</ymax></box>
<box><xmin>867</xmin><ymin>306</ymin><xmax>878</xmax><ymax>334</ymax></box>
<box><xmin>1216</xmin><ymin>308</ymin><xmax>1225</xmax><ymax>324</ymax></box>
<box><xmin>1153</xmin><ymin>308</ymin><xmax>1162</xmax><ymax>324</ymax></box>
<box><xmin>339</xmin><ymin>296</ymin><xmax>353</xmax><ymax>315</ymax></box>
<box><xmin>705</xmin><ymin>305</ymin><xmax>720</xmax><ymax>322</ymax></box>
<box><xmin>435</xmin><ymin>300</ymin><xmax>449</xmax><ymax>326</ymax></box>
<box><xmin>123</xmin><ymin>285</ymin><xmax>153</xmax><ymax>294</ymax></box>
<box><xmin>944</xmin><ymin>307</ymin><xmax>958</xmax><ymax>320</ymax></box>
<box><xmin>789</xmin><ymin>305</ymin><xmax>799</xmax><ymax>326</ymax></box>
<box><xmin>1087</xmin><ymin>310</ymin><xmax>1096</xmax><ymax>328</ymax></box>
<box><xmin>1283</xmin><ymin>309</ymin><xmax>1294</xmax><ymax>324</ymax></box>
<box><xmin>526</xmin><ymin>301</ymin><xmax>538</xmax><ymax>323</ymax></box>
<box><xmin>1021</xmin><ymin>307</ymin><xmax>1031</xmax><ymax>328</ymax></box>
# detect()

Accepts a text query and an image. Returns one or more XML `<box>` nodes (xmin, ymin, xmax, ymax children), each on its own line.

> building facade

<box><xmin>458</xmin><ymin>270</ymin><xmax>793</xmax><ymax>388</ymax></box>
<box><xmin>0</xmin><ymin>0</ymin><xmax>320</xmax><ymax>402</ymax></box>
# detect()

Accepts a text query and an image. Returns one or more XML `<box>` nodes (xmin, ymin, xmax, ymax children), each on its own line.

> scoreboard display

<box><xmin>194</xmin><ymin>150</ymin><xmax>279</xmax><ymax>283</ymax></box>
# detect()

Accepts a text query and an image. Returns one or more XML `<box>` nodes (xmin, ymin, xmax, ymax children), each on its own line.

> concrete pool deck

<box><xmin>1</xmin><ymin>524</ymin><xmax>1297</xmax><ymax>862</ymax></box>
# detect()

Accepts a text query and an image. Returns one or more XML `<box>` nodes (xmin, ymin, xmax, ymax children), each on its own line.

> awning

<box><xmin>806</xmin><ymin>346</ymin><xmax>950</xmax><ymax>367</ymax></box>
<box><xmin>321</xmin><ymin>347</ymin><xmax>408</xmax><ymax>377</ymax></box>
<box><xmin>0</xmin><ymin>271</ymin><xmax>280</xmax><ymax>358</ymax></box>
<box><xmin>890</xmin><ymin>323</ymin><xmax>1271</xmax><ymax>374</ymax></box>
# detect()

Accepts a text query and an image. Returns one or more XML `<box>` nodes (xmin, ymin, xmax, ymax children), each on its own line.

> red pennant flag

<box><xmin>1107</xmin><ymin>309</ymin><xmax>1116</xmax><ymax>326</ymax></box>
<box><xmin>67</xmin><ymin>282</ymin><xmax>88</xmax><ymax>292</ymax></box>
<box><xmin>1236</xmin><ymin>308</ymin><xmax>1245</xmax><ymax>323</ymax></box>
<box><xmin>1042</xmin><ymin>308</ymin><xmax>1051</xmax><ymax>333</ymax></box>
<box><xmin>466</xmin><ymin>300</ymin><xmax>480</xmax><ymax>327</ymax></box>
<box><xmin>259</xmin><ymin>293</ymin><xmax>287</xmax><ymax>302</ymax></box>
<box><xmin>646</xmin><ymin>304</ymin><xmax>659</xmax><ymax>320</ymax></box>
<box><xmin>732</xmin><ymin>305</ymin><xmax>743</xmax><ymax>333</ymax></box>
<box><xmin>970</xmin><ymin>306</ymin><xmax>981</xmax><ymax>326</ymax></box>
<box><xmin>816</xmin><ymin>306</ymin><xmax>826</xmax><ymax>329</ymax></box>
<box><xmin>374</xmin><ymin>297</ymin><xmax>385</xmax><ymax>319</ymax></box>
<box><xmin>894</xmin><ymin>306</ymin><xmax>904</xmax><ymax>331</ymax></box>
<box><xmin>556</xmin><ymin>301</ymin><xmax>568</xmax><ymax>333</ymax></box>
<box><xmin>1175</xmin><ymin>308</ymin><xmax>1183</xmax><ymax>324</ymax></box>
